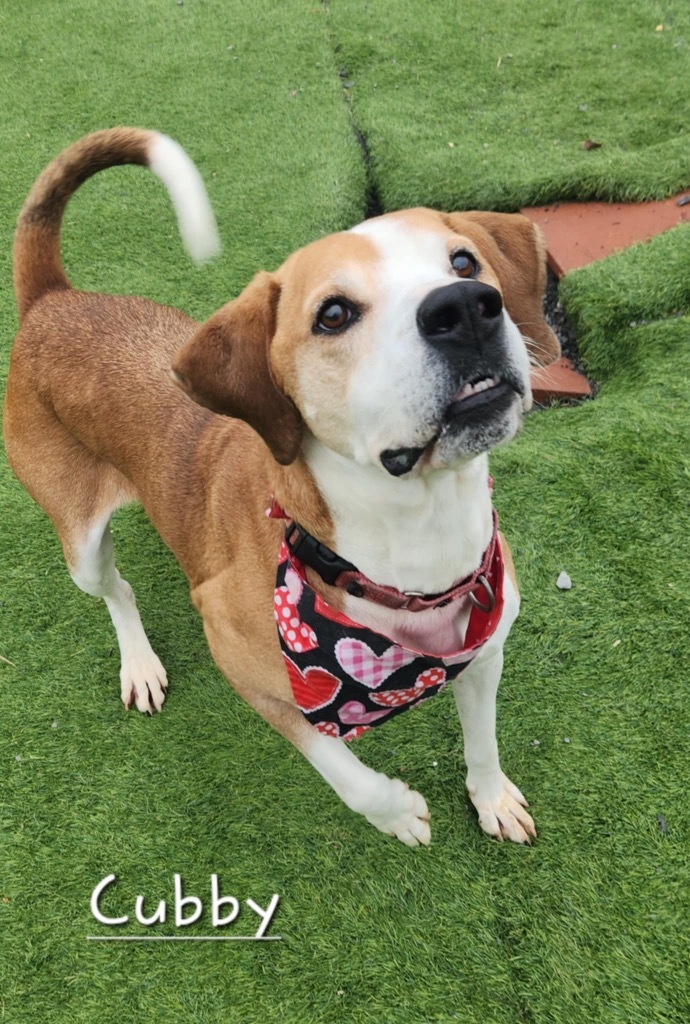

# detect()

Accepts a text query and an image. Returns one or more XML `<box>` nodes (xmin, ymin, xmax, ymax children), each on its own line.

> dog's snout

<box><xmin>416</xmin><ymin>281</ymin><xmax>503</xmax><ymax>343</ymax></box>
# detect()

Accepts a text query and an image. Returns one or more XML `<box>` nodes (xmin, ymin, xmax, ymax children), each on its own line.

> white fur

<box><xmin>304</xmin><ymin>432</ymin><xmax>492</xmax><ymax>596</ymax></box>
<box><xmin>70</xmin><ymin>517</ymin><xmax>168</xmax><ymax>713</ymax></box>
<box><xmin>306</xmin><ymin>731</ymin><xmax>431</xmax><ymax>846</ymax></box>
<box><xmin>147</xmin><ymin>134</ymin><xmax>221</xmax><ymax>264</ymax></box>
<box><xmin>452</xmin><ymin>574</ymin><xmax>535</xmax><ymax>843</ymax></box>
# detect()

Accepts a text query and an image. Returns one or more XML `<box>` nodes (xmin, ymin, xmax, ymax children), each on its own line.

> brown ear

<box><xmin>171</xmin><ymin>271</ymin><xmax>302</xmax><ymax>465</ymax></box>
<box><xmin>443</xmin><ymin>211</ymin><xmax>560</xmax><ymax>367</ymax></box>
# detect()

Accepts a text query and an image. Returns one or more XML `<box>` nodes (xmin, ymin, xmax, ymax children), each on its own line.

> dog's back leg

<box><xmin>67</xmin><ymin>511</ymin><xmax>168</xmax><ymax>714</ymax></box>
<box><xmin>4</xmin><ymin>389</ymin><xmax>167</xmax><ymax>714</ymax></box>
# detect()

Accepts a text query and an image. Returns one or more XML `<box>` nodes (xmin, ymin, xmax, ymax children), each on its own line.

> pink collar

<box><xmin>267</xmin><ymin>498</ymin><xmax>499</xmax><ymax>615</ymax></box>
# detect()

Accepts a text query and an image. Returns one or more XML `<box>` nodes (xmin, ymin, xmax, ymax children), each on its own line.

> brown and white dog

<box><xmin>4</xmin><ymin>129</ymin><xmax>559</xmax><ymax>846</ymax></box>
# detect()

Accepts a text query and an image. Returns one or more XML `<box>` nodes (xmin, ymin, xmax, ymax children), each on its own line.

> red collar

<box><xmin>267</xmin><ymin>497</ymin><xmax>498</xmax><ymax>615</ymax></box>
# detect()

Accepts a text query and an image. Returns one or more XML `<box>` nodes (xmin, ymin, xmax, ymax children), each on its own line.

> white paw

<box><xmin>468</xmin><ymin>772</ymin><xmax>536</xmax><ymax>844</ymax></box>
<box><xmin>365</xmin><ymin>778</ymin><xmax>431</xmax><ymax>847</ymax></box>
<box><xmin>120</xmin><ymin>650</ymin><xmax>168</xmax><ymax>714</ymax></box>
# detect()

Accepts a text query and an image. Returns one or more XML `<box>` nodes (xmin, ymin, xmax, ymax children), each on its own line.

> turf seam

<box><xmin>322</xmin><ymin>0</ymin><xmax>384</xmax><ymax>219</ymax></box>
<box><xmin>350</xmin><ymin>123</ymin><xmax>385</xmax><ymax>219</ymax></box>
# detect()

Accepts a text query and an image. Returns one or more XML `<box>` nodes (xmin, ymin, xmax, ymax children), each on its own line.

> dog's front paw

<box><xmin>364</xmin><ymin>778</ymin><xmax>431</xmax><ymax>847</ymax></box>
<box><xmin>468</xmin><ymin>773</ymin><xmax>536</xmax><ymax>844</ymax></box>
<box><xmin>120</xmin><ymin>651</ymin><xmax>168</xmax><ymax>714</ymax></box>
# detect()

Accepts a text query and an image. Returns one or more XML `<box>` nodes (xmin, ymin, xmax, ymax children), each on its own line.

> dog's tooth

<box><xmin>454</xmin><ymin>376</ymin><xmax>499</xmax><ymax>402</ymax></box>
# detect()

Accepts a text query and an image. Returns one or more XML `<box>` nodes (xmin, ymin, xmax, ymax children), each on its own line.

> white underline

<box><xmin>86</xmin><ymin>935</ymin><xmax>281</xmax><ymax>942</ymax></box>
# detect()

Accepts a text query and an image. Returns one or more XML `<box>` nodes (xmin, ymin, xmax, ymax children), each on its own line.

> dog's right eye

<box><xmin>314</xmin><ymin>299</ymin><xmax>357</xmax><ymax>334</ymax></box>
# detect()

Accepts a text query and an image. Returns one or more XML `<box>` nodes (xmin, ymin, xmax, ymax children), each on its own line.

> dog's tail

<box><xmin>13</xmin><ymin>127</ymin><xmax>221</xmax><ymax>322</ymax></box>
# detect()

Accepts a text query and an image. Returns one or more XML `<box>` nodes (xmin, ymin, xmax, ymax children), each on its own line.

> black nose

<box><xmin>416</xmin><ymin>281</ymin><xmax>503</xmax><ymax>344</ymax></box>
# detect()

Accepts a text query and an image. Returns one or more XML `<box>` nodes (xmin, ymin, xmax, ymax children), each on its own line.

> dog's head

<box><xmin>171</xmin><ymin>209</ymin><xmax>559</xmax><ymax>475</ymax></box>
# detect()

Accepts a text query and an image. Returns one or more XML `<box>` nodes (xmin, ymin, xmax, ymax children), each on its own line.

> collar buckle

<box><xmin>467</xmin><ymin>574</ymin><xmax>495</xmax><ymax>613</ymax></box>
<box><xmin>285</xmin><ymin>521</ymin><xmax>358</xmax><ymax>587</ymax></box>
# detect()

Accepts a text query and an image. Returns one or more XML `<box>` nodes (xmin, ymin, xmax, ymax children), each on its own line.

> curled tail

<box><xmin>13</xmin><ymin>127</ymin><xmax>220</xmax><ymax>322</ymax></box>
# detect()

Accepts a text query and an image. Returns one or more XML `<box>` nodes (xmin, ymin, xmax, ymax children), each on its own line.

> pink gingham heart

<box><xmin>334</xmin><ymin>638</ymin><xmax>416</xmax><ymax>688</ymax></box>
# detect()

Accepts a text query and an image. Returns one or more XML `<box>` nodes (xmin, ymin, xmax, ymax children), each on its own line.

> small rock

<box><xmin>531</xmin><ymin>739</ymin><xmax>541</xmax><ymax>747</ymax></box>
<box><xmin>432</xmin><ymin>760</ymin><xmax>438</xmax><ymax>767</ymax></box>
<box><xmin>657</xmin><ymin>814</ymin><xmax>668</xmax><ymax>833</ymax></box>
<box><xmin>51</xmin><ymin>721</ymin><xmax>58</xmax><ymax>729</ymax></box>
<box><xmin>563</xmin><ymin>737</ymin><xmax>571</xmax><ymax>744</ymax></box>
<box><xmin>556</xmin><ymin>571</ymin><xmax>572</xmax><ymax>590</ymax></box>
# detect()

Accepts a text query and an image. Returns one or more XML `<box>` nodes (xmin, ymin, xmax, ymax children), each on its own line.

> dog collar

<box><xmin>267</xmin><ymin>498</ymin><xmax>498</xmax><ymax>614</ymax></box>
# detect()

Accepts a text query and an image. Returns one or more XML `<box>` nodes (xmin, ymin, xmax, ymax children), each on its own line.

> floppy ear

<box><xmin>443</xmin><ymin>211</ymin><xmax>560</xmax><ymax>367</ymax></box>
<box><xmin>171</xmin><ymin>271</ymin><xmax>302</xmax><ymax>465</ymax></box>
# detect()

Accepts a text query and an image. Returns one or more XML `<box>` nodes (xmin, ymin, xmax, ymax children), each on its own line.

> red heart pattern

<box><xmin>284</xmin><ymin>656</ymin><xmax>341</xmax><ymax>713</ymax></box>
<box><xmin>276</xmin><ymin>532</ymin><xmax>502</xmax><ymax>740</ymax></box>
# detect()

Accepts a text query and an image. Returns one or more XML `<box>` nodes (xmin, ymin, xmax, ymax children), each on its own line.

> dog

<box><xmin>4</xmin><ymin>128</ymin><xmax>559</xmax><ymax>846</ymax></box>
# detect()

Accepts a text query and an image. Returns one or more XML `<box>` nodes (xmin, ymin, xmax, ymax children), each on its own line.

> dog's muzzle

<box><xmin>377</xmin><ymin>283</ymin><xmax>521</xmax><ymax>477</ymax></box>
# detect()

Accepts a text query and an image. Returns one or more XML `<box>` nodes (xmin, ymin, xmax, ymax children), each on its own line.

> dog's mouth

<box><xmin>443</xmin><ymin>375</ymin><xmax>516</xmax><ymax>422</ymax></box>
<box><xmin>379</xmin><ymin>374</ymin><xmax>522</xmax><ymax>477</ymax></box>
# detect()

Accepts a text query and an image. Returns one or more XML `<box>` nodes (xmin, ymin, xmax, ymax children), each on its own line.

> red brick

<box><xmin>531</xmin><ymin>357</ymin><xmax>592</xmax><ymax>403</ymax></box>
<box><xmin>522</xmin><ymin>193</ymin><xmax>690</xmax><ymax>276</ymax></box>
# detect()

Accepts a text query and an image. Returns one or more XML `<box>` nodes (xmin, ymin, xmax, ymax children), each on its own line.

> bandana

<box><xmin>274</xmin><ymin>529</ymin><xmax>504</xmax><ymax>741</ymax></box>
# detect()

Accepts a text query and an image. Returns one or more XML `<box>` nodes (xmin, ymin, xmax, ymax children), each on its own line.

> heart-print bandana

<box><xmin>274</xmin><ymin>530</ymin><xmax>505</xmax><ymax>741</ymax></box>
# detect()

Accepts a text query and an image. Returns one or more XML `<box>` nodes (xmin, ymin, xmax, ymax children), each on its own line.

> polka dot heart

<box><xmin>370</xmin><ymin>667</ymin><xmax>446</xmax><ymax>708</ymax></box>
<box><xmin>274</xmin><ymin>580</ymin><xmax>318</xmax><ymax>654</ymax></box>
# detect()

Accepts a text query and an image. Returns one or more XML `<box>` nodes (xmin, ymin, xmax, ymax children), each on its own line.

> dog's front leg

<box><xmin>452</xmin><ymin>647</ymin><xmax>536</xmax><ymax>844</ymax></box>
<box><xmin>307</xmin><ymin>728</ymin><xmax>431</xmax><ymax>847</ymax></box>
<box><xmin>199</xmin><ymin>590</ymin><xmax>430</xmax><ymax>846</ymax></box>
<box><xmin>244</xmin><ymin>691</ymin><xmax>431</xmax><ymax>847</ymax></box>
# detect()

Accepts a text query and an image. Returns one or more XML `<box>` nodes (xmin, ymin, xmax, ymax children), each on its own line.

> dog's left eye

<box><xmin>450</xmin><ymin>251</ymin><xmax>478</xmax><ymax>278</ymax></box>
<box><xmin>314</xmin><ymin>299</ymin><xmax>357</xmax><ymax>334</ymax></box>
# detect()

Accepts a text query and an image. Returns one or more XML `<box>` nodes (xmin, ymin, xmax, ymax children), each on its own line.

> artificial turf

<box><xmin>1</xmin><ymin>1</ymin><xmax>689</xmax><ymax>1022</ymax></box>
<box><xmin>327</xmin><ymin>0</ymin><xmax>690</xmax><ymax>210</ymax></box>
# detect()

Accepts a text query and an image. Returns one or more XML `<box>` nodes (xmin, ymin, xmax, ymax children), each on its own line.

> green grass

<box><xmin>1</xmin><ymin>1</ymin><xmax>690</xmax><ymax>1022</ymax></box>
<box><xmin>328</xmin><ymin>0</ymin><xmax>690</xmax><ymax>209</ymax></box>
